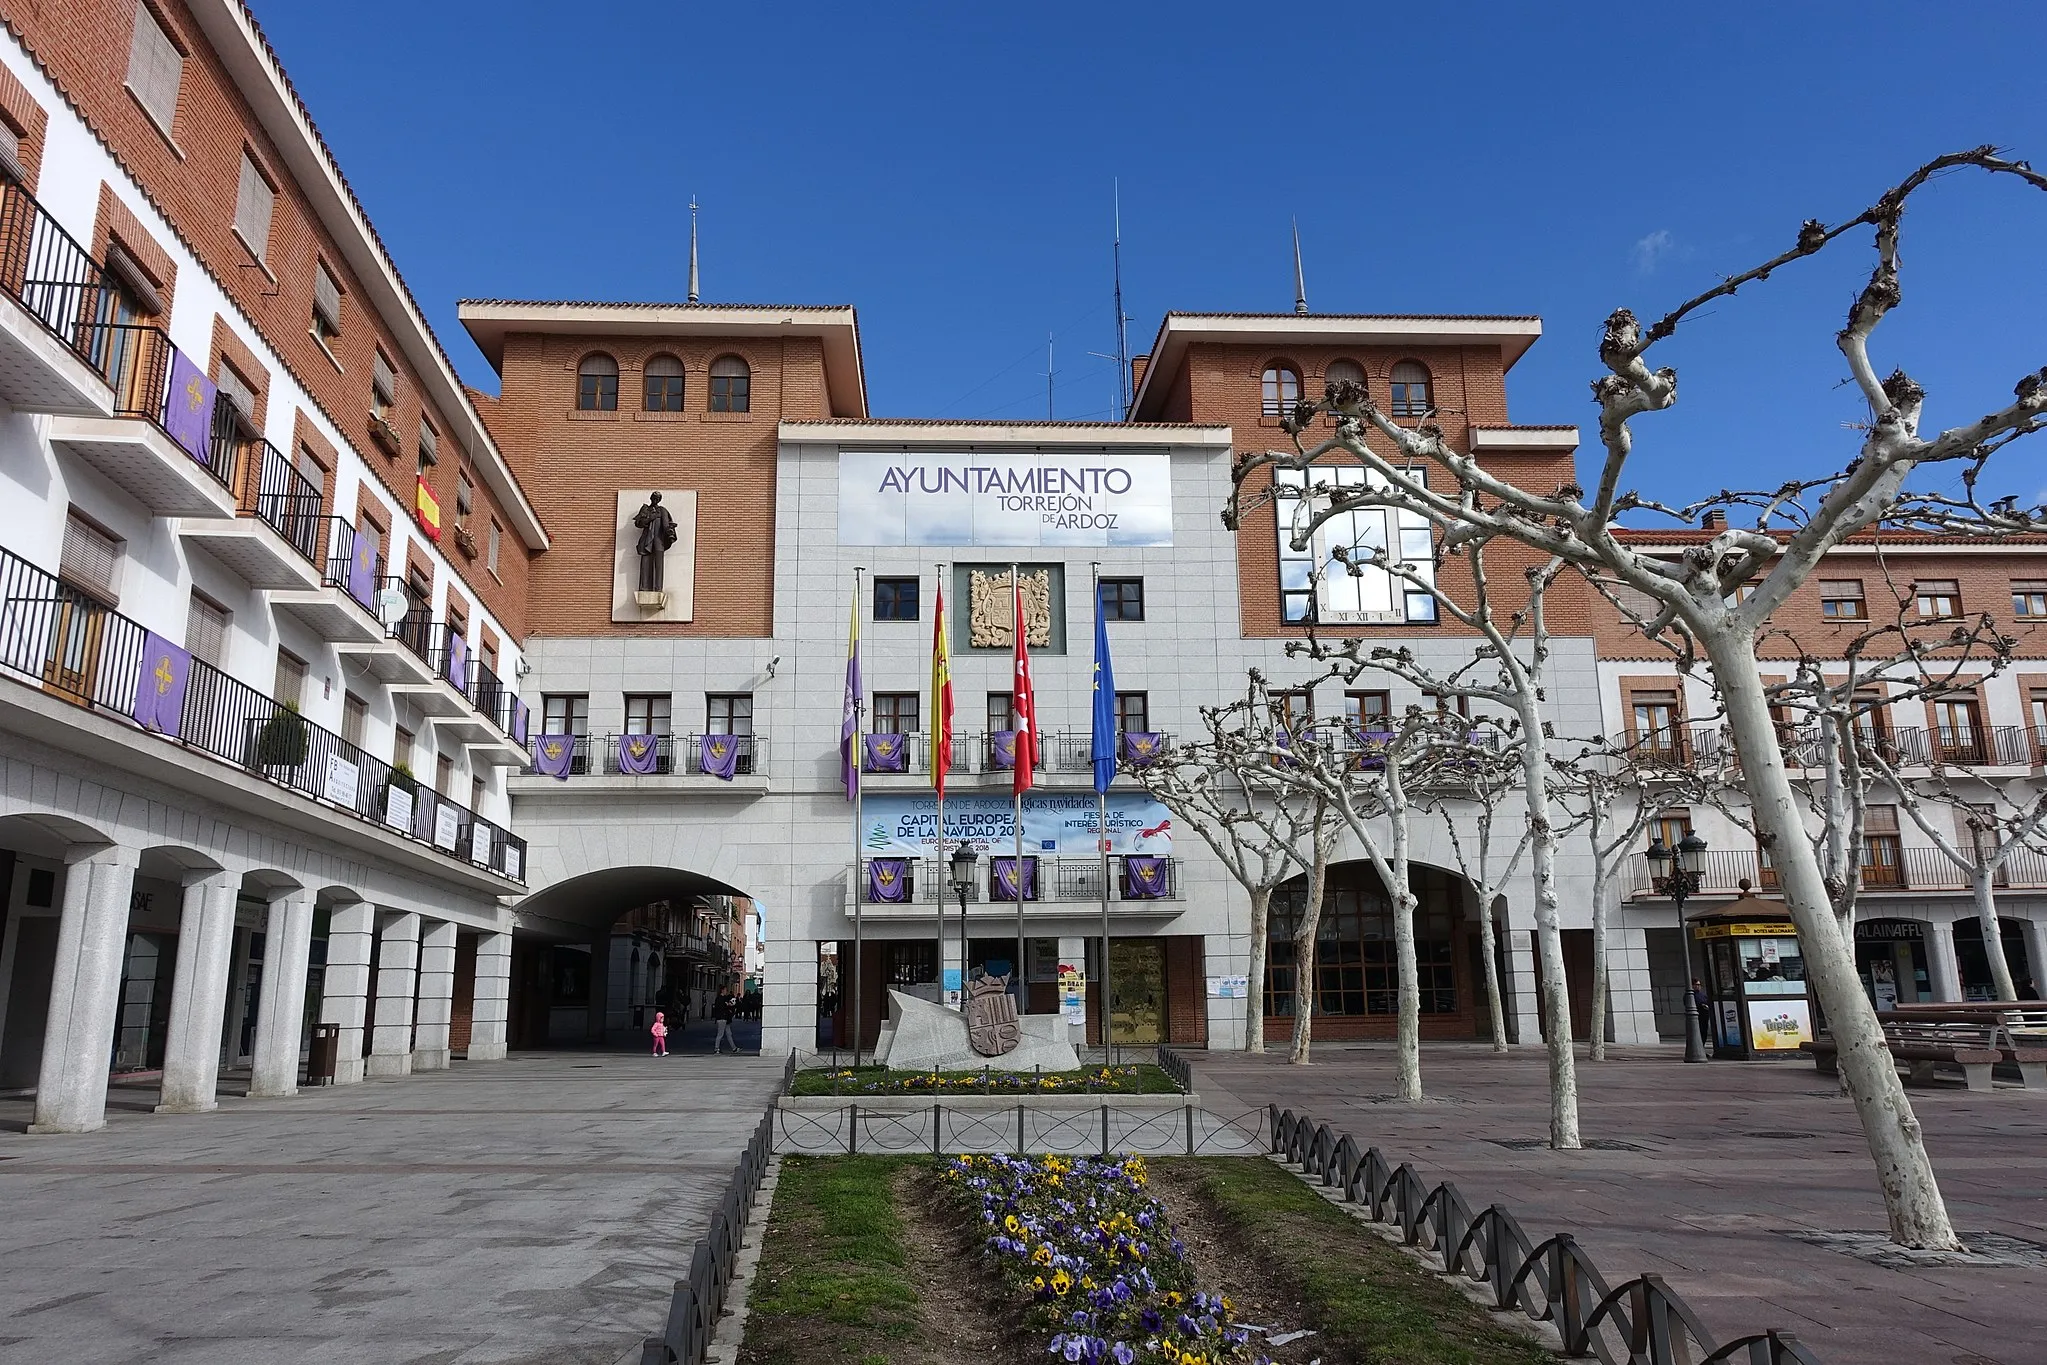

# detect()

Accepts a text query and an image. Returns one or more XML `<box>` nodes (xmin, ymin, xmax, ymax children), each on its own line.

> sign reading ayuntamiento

<box><xmin>836</xmin><ymin>451</ymin><xmax>1173</xmax><ymax>547</ymax></box>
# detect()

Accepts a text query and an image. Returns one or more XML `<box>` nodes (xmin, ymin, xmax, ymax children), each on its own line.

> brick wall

<box><xmin>491</xmin><ymin>331</ymin><xmax>832</xmax><ymax>638</ymax></box>
<box><xmin>7</xmin><ymin>0</ymin><xmax>528</xmax><ymax>634</ymax></box>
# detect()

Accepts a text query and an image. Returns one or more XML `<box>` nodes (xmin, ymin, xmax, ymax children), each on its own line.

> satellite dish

<box><xmin>375</xmin><ymin>586</ymin><xmax>408</xmax><ymax>629</ymax></box>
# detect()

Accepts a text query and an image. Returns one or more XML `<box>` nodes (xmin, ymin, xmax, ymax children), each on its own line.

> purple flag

<box><xmin>841</xmin><ymin>590</ymin><xmax>860</xmax><ymax>800</ymax></box>
<box><xmin>162</xmin><ymin>349</ymin><xmax>217</xmax><ymax>467</ymax></box>
<box><xmin>1124</xmin><ymin>855</ymin><xmax>1171</xmax><ymax>900</ymax></box>
<box><xmin>511</xmin><ymin>697</ymin><xmax>530</xmax><ymax>746</ymax></box>
<box><xmin>533</xmin><ymin>733</ymin><xmax>575</xmax><ymax>780</ymax></box>
<box><xmin>446</xmin><ymin>630</ymin><xmax>469</xmax><ymax>691</ymax></box>
<box><xmin>346</xmin><ymin>528</ymin><xmax>378</xmax><ymax>609</ymax></box>
<box><xmin>619</xmin><ymin>733</ymin><xmax>662</xmax><ymax>775</ymax></box>
<box><xmin>867</xmin><ymin>857</ymin><xmax>910</xmax><ymax>903</ymax></box>
<box><xmin>1356</xmin><ymin>729</ymin><xmax>1394</xmax><ymax>771</ymax></box>
<box><xmin>1122</xmin><ymin>731</ymin><xmax>1164</xmax><ymax>766</ymax></box>
<box><xmin>134</xmin><ymin>631</ymin><xmax>191</xmax><ymax>737</ymax></box>
<box><xmin>699</xmin><ymin>733</ymin><xmax>741</xmax><ymax>780</ymax></box>
<box><xmin>992</xmin><ymin>856</ymin><xmax>1036</xmax><ymax>902</ymax></box>
<box><xmin>863</xmin><ymin>732</ymin><xmax>907</xmax><ymax>773</ymax></box>
<box><xmin>989</xmin><ymin>730</ymin><xmax>1018</xmax><ymax>770</ymax></box>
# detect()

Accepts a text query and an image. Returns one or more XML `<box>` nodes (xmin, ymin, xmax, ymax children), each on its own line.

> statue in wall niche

<box><xmin>632</xmin><ymin>492</ymin><xmax>679</xmax><ymax>592</ymax></box>
<box><xmin>968</xmin><ymin>569</ymin><xmax>1052</xmax><ymax>649</ymax></box>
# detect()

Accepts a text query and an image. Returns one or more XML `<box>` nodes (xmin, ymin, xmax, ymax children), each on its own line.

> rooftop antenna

<box><xmin>1292</xmin><ymin>217</ymin><xmax>1309</xmax><ymax>315</ymax></box>
<box><xmin>1045</xmin><ymin>332</ymin><xmax>1055</xmax><ymax>419</ymax></box>
<box><xmin>1113</xmin><ymin>180</ymin><xmax>1131</xmax><ymax>419</ymax></box>
<box><xmin>688</xmin><ymin>197</ymin><xmax>701</xmax><ymax>304</ymax></box>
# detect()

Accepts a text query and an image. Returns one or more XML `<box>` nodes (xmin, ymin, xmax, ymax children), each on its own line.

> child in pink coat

<box><xmin>650</xmin><ymin>1010</ymin><xmax>669</xmax><ymax>1057</ymax></box>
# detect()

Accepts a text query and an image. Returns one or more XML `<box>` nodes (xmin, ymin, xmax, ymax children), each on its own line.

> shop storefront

<box><xmin>1855</xmin><ymin>918</ymin><xmax>1932</xmax><ymax>1010</ymax></box>
<box><xmin>1691</xmin><ymin>894</ymin><xmax>1811</xmax><ymax>1059</ymax></box>
<box><xmin>1264</xmin><ymin>862</ymin><xmax>1476</xmax><ymax>1041</ymax></box>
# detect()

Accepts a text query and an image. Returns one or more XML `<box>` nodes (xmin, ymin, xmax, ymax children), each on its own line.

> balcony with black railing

<box><xmin>0</xmin><ymin>541</ymin><xmax>524</xmax><ymax>883</ymax></box>
<box><xmin>175</xmin><ymin>427</ymin><xmax>326</xmax><ymax>590</ymax></box>
<box><xmin>0</xmin><ymin>172</ymin><xmax>127</xmax><ymax>414</ymax></box>
<box><xmin>1622</xmin><ymin>844</ymin><xmax>2047</xmax><ymax>900</ymax></box>
<box><xmin>516</xmin><ymin>732</ymin><xmax>767</xmax><ymax>786</ymax></box>
<box><xmin>271</xmin><ymin>518</ymin><xmax>389</xmax><ymax>644</ymax></box>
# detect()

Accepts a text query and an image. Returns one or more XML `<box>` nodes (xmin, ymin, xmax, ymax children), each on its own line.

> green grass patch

<box><xmin>1170</xmin><ymin>1157</ymin><xmax>1555</xmax><ymax>1365</ymax></box>
<box><xmin>790</xmin><ymin>1063</ymin><xmax>1181</xmax><ymax>1096</ymax></box>
<box><xmin>739</xmin><ymin>1157</ymin><xmax>924</xmax><ymax>1365</ymax></box>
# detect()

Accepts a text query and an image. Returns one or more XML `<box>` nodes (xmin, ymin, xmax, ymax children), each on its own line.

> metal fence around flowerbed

<box><xmin>1271</xmin><ymin>1107</ymin><xmax>1822</xmax><ymax>1364</ymax></box>
<box><xmin>775</xmin><ymin>1099</ymin><xmax>1268</xmax><ymax>1157</ymax></box>
<box><xmin>638</xmin><ymin>1052</ymin><xmax>795</xmax><ymax>1365</ymax></box>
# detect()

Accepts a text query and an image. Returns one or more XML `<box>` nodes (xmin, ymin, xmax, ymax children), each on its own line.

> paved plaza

<box><xmin>1193</xmin><ymin>1043</ymin><xmax>2047</xmax><ymax>1365</ymax></box>
<box><xmin>0</xmin><ymin>1046</ymin><xmax>783</xmax><ymax>1365</ymax></box>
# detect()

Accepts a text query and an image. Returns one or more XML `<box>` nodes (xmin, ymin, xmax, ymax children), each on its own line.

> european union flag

<box><xmin>1090</xmin><ymin>589</ymin><xmax>1117</xmax><ymax>794</ymax></box>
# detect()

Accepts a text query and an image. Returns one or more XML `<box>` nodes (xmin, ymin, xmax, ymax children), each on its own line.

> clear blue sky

<box><xmin>261</xmin><ymin>2</ymin><xmax>2046</xmax><ymax>508</ymax></box>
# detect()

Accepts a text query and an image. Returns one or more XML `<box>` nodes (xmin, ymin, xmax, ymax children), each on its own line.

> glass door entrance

<box><xmin>1109</xmin><ymin>940</ymin><xmax>1164</xmax><ymax>1043</ymax></box>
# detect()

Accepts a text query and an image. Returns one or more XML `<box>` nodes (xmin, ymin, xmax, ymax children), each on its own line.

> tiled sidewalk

<box><xmin>1192</xmin><ymin>1043</ymin><xmax>2047</xmax><ymax>1365</ymax></box>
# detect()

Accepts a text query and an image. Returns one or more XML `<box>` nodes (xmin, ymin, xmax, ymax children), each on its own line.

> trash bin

<box><xmin>307</xmin><ymin>1023</ymin><xmax>340</xmax><ymax>1085</ymax></box>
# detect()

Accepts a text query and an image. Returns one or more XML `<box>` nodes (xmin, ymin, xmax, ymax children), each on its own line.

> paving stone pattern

<box><xmin>1194</xmin><ymin>1043</ymin><xmax>2047</xmax><ymax>1365</ymax></box>
<box><xmin>0</xmin><ymin>1047</ymin><xmax>785</xmax><ymax>1365</ymax></box>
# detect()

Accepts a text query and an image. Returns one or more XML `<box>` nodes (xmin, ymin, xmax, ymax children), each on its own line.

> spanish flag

<box><xmin>931</xmin><ymin>584</ymin><xmax>953</xmax><ymax>797</ymax></box>
<box><xmin>415</xmin><ymin>477</ymin><xmax>442</xmax><ymax>542</ymax></box>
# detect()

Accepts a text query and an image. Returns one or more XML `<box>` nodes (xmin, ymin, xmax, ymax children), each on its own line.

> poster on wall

<box><xmin>1059</xmin><ymin>962</ymin><xmax>1088</xmax><ymax>1024</ymax></box>
<box><xmin>322</xmin><ymin>754</ymin><xmax>360</xmax><ymax>807</ymax></box>
<box><xmin>1718</xmin><ymin>1000</ymin><xmax>1741</xmax><ymax>1049</ymax></box>
<box><xmin>838</xmin><ymin>451</ymin><xmax>1173</xmax><ymax>547</ymax></box>
<box><xmin>860</xmin><ymin>792</ymin><xmax>1171</xmax><ymax>857</ymax></box>
<box><xmin>384</xmin><ymin>784</ymin><xmax>415</xmax><ymax>832</ymax></box>
<box><xmin>1746</xmin><ymin>999</ymin><xmax>1813</xmax><ymax>1052</ymax></box>
<box><xmin>1207</xmin><ymin>975</ymin><xmax>1249</xmax><ymax>999</ymax></box>
<box><xmin>433</xmin><ymin>803</ymin><xmax>460</xmax><ymax>852</ymax></box>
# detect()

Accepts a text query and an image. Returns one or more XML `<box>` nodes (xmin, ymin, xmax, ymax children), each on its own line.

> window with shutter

<box><xmin>455</xmin><ymin>471</ymin><xmax>473</xmax><ymax>526</ymax></box>
<box><xmin>312</xmin><ymin>262</ymin><xmax>342</xmax><ymax>342</ymax></box>
<box><xmin>216</xmin><ymin>362</ymin><xmax>256</xmax><ymax>423</ymax></box>
<box><xmin>185</xmin><ymin>592</ymin><xmax>229</xmax><ymax>667</ymax></box>
<box><xmin>487</xmin><ymin>519</ymin><xmax>501</xmax><ymax>575</ymax></box>
<box><xmin>417</xmin><ymin>418</ymin><xmax>438</xmax><ymax>469</ymax></box>
<box><xmin>342</xmin><ymin>692</ymin><xmax>367</xmax><ymax>748</ymax></box>
<box><xmin>273</xmin><ymin>650</ymin><xmax>306</xmax><ymax>708</ymax></box>
<box><xmin>0</xmin><ymin>121</ymin><xmax>24</xmax><ymax>186</ymax></box>
<box><xmin>234</xmin><ymin>153</ymin><xmax>274</xmax><ymax>261</ymax></box>
<box><xmin>60</xmin><ymin>513</ymin><xmax>122</xmax><ymax>603</ymax></box>
<box><xmin>371</xmin><ymin>350</ymin><xmax>396</xmax><ymax>417</ymax></box>
<box><xmin>126</xmin><ymin>5</ymin><xmax>183</xmax><ymax>135</ymax></box>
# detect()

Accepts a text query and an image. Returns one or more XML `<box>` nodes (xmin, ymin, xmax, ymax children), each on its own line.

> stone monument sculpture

<box><xmin>873</xmin><ymin>973</ymin><xmax>1080</xmax><ymax>1073</ymax></box>
<box><xmin>964</xmin><ymin>973</ymin><xmax>1022</xmax><ymax>1057</ymax></box>
<box><xmin>632</xmin><ymin>492</ymin><xmax>679</xmax><ymax>593</ymax></box>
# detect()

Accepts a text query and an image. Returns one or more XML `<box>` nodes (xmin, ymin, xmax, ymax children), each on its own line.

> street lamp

<box><xmin>949</xmin><ymin>843</ymin><xmax>977</xmax><ymax>1007</ymax></box>
<box><xmin>1647</xmin><ymin>832</ymin><xmax>1710</xmax><ymax>1063</ymax></box>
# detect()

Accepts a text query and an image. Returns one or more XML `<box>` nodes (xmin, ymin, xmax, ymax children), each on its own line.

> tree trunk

<box><xmin>1517</xmin><ymin>697</ymin><xmax>1580</xmax><ymax>1149</ymax></box>
<box><xmin>1245</xmin><ymin>884</ymin><xmax>1271</xmax><ymax>1053</ymax></box>
<box><xmin>1476</xmin><ymin>887</ymin><xmax>1508</xmax><ymax>1053</ymax></box>
<box><xmin>1391</xmin><ymin>874</ymin><xmax>1421</xmax><ymax>1100</ymax></box>
<box><xmin>1970</xmin><ymin>866</ymin><xmax>2018</xmax><ymax>1002</ymax></box>
<box><xmin>1289</xmin><ymin>850</ymin><xmax>1329</xmax><ymax>1065</ymax></box>
<box><xmin>1589</xmin><ymin>862</ymin><xmax>1610</xmax><ymax>1063</ymax></box>
<box><xmin>1707</xmin><ymin>632</ymin><xmax>1961</xmax><ymax>1249</ymax></box>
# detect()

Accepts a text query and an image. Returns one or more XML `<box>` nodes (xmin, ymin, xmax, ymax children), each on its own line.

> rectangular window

<box><xmin>1630</xmin><ymin>689</ymin><xmax>1683</xmax><ymax>760</ymax></box>
<box><xmin>707</xmin><ymin>694</ymin><xmax>753</xmax><ymax>736</ymax></box>
<box><xmin>1098</xmin><ymin>577</ymin><xmax>1145</xmax><ymax>621</ymax></box>
<box><xmin>417</xmin><ymin>417</ymin><xmax>439</xmax><ymax>472</ymax></box>
<box><xmin>1862</xmin><ymin>805</ymin><xmax>1904</xmax><ymax>889</ymax></box>
<box><xmin>60</xmin><ymin>511</ymin><xmax>123</xmax><ymax>603</ymax></box>
<box><xmin>1819</xmin><ymin>579</ymin><xmax>1866</xmax><ymax>620</ymax></box>
<box><xmin>487</xmin><ymin>519</ymin><xmax>502</xmax><ymax>575</ymax></box>
<box><xmin>273</xmin><ymin>649</ymin><xmax>306</xmax><ymax>708</ymax></box>
<box><xmin>436</xmin><ymin>754</ymin><xmax>454</xmax><ymax>797</ymax></box>
<box><xmin>185</xmin><ymin>591</ymin><xmax>229</xmax><ymax>667</ymax></box>
<box><xmin>371</xmin><ymin>349</ymin><xmax>396</xmax><ymax>420</ymax></box>
<box><xmin>1915</xmin><ymin>579</ymin><xmax>1961</xmax><ymax>619</ymax></box>
<box><xmin>312</xmin><ymin>262</ymin><xmax>342</xmax><ymax>345</ymax></box>
<box><xmin>543</xmin><ymin>694</ymin><xmax>588</xmax><ymax>736</ymax></box>
<box><xmin>470</xmin><ymin>775</ymin><xmax>485</xmax><ymax>813</ymax></box>
<box><xmin>1272</xmin><ymin>464</ymin><xmax>1437</xmax><ymax>625</ymax></box>
<box><xmin>872</xmin><ymin>691</ymin><xmax>920</xmax><ymax>734</ymax></box>
<box><xmin>2014</xmin><ymin>580</ymin><xmax>2047</xmax><ymax>619</ymax></box>
<box><xmin>393</xmin><ymin>723</ymin><xmax>415</xmax><ymax>771</ymax></box>
<box><xmin>2029</xmin><ymin>688</ymin><xmax>2047</xmax><ymax>749</ymax></box>
<box><xmin>341</xmin><ymin>692</ymin><xmax>367</xmax><ymax>748</ymax></box>
<box><xmin>455</xmin><ymin>471</ymin><xmax>473</xmax><ymax>528</ymax></box>
<box><xmin>1344</xmin><ymin>690</ymin><xmax>1391</xmax><ymax>734</ymax></box>
<box><xmin>234</xmin><ymin>152</ymin><xmax>274</xmax><ymax>262</ymax></box>
<box><xmin>986</xmin><ymin>691</ymin><xmax>1014</xmax><ymax>734</ymax></box>
<box><xmin>873</xmin><ymin>576</ymin><xmax>919</xmax><ymax>621</ymax></box>
<box><xmin>1114</xmin><ymin>691</ymin><xmax>1149</xmax><ymax>735</ymax></box>
<box><xmin>126</xmin><ymin>4</ymin><xmax>183</xmax><ymax>134</ymax></box>
<box><xmin>1933</xmin><ymin>696</ymin><xmax>1985</xmax><ymax>763</ymax></box>
<box><xmin>624</xmin><ymin>693</ymin><xmax>672</xmax><ymax>735</ymax></box>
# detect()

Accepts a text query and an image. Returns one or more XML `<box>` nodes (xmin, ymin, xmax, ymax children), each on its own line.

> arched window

<box><xmin>644</xmin><ymin>353</ymin><xmax>685</xmax><ymax>412</ymax></box>
<box><xmin>709</xmin><ymin>354</ymin><xmax>751</xmax><ymax>413</ymax></box>
<box><xmin>576</xmin><ymin>353</ymin><xmax>618</xmax><ymax>411</ymax></box>
<box><xmin>1260</xmin><ymin>362</ymin><xmax>1301</xmax><ymax>417</ymax></box>
<box><xmin>1323</xmin><ymin>358</ymin><xmax>1366</xmax><ymax>402</ymax></box>
<box><xmin>1389</xmin><ymin>360</ymin><xmax>1435</xmax><ymax>418</ymax></box>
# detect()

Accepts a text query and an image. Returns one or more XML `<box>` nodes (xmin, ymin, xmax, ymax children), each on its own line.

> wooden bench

<box><xmin>1884</xmin><ymin>1007</ymin><xmax>2047</xmax><ymax>1088</ymax></box>
<box><xmin>1801</xmin><ymin>1016</ymin><xmax>2047</xmax><ymax>1092</ymax></box>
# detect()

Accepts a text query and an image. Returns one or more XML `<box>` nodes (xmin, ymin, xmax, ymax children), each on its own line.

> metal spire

<box><xmin>688</xmin><ymin>197</ymin><xmax>700</xmax><ymax>304</ymax></box>
<box><xmin>1292</xmin><ymin>217</ymin><xmax>1308</xmax><ymax>315</ymax></box>
<box><xmin>1112</xmin><ymin>180</ymin><xmax>1130</xmax><ymax>419</ymax></box>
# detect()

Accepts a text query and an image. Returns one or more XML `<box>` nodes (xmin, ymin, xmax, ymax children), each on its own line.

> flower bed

<box><xmin>941</xmin><ymin>1153</ymin><xmax>1268</xmax><ymax>1365</ymax></box>
<box><xmin>794</xmin><ymin>1064</ymin><xmax>1178</xmax><ymax>1096</ymax></box>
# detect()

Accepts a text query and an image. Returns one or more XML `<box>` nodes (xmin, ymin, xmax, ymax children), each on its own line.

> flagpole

<box><xmin>934</xmin><ymin>561</ymin><xmax>955</xmax><ymax>1010</ymax></box>
<box><xmin>1011</xmin><ymin>562</ymin><xmax>1027</xmax><ymax>1016</ymax></box>
<box><xmin>850</xmin><ymin>567</ymin><xmax>866</xmax><ymax>1067</ymax></box>
<box><xmin>1094</xmin><ymin>561</ymin><xmax>1114</xmax><ymax>1067</ymax></box>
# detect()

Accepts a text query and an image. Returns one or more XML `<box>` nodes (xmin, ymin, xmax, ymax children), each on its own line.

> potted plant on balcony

<box><xmin>368</xmin><ymin>412</ymin><xmax>402</xmax><ymax>456</ymax></box>
<box><xmin>254</xmin><ymin>700</ymin><xmax>311</xmax><ymax>768</ymax></box>
<box><xmin>451</xmin><ymin>523</ymin><xmax>479</xmax><ymax>560</ymax></box>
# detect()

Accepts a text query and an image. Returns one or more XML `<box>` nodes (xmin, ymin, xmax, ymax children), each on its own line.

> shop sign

<box><xmin>1693</xmin><ymin>921</ymin><xmax>1799</xmax><ymax>939</ymax></box>
<box><xmin>1746</xmin><ymin>999</ymin><xmax>1814</xmax><ymax>1051</ymax></box>
<box><xmin>1855</xmin><ymin>920</ymin><xmax>1925</xmax><ymax>941</ymax></box>
<box><xmin>837</xmin><ymin>450</ymin><xmax>1173</xmax><ymax>547</ymax></box>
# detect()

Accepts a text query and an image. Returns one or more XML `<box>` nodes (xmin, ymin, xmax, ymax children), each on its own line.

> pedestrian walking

<box><xmin>1691</xmin><ymin>978</ymin><xmax>1713</xmax><ymax>1050</ymax></box>
<box><xmin>650</xmin><ymin>1010</ymin><xmax>668</xmax><ymax>1057</ymax></box>
<box><xmin>712</xmin><ymin>989</ymin><xmax>738</xmax><ymax>1054</ymax></box>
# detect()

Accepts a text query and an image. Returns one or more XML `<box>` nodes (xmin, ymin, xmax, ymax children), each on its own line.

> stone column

<box><xmin>367</xmin><ymin>911</ymin><xmax>421</xmax><ymax>1077</ymax></box>
<box><xmin>30</xmin><ymin>844</ymin><xmax>140</xmax><ymax>1134</ymax></box>
<box><xmin>1925</xmin><ymin>920</ymin><xmax>1963</xmax><ymax>1003</ymax></box>
<box><xmin>319</xmin><ymin>900</ymin><xmax>376</xmax><ymax>1085</ymax></box>
<box><xmin>2023</xmin><ymin>918</ymin><xmax>2047</xmax><ymax>1001</ymax></box>
<box><xmin>1605</xmin><ymin>924</ymin><xmax>1663</xmax><ymax>1046</ymax></box>
<box><xmin>1507</xmin><ymin>930</ymin><xmax>1542</xmax><ymax>1047</ymax></box>
<box><xmin>249</xmin><ymin>889</ymin><xmax>316</xmax><ymax>1098</ymax></box>
<box><xmin>467</xmin><ymin>931</ymin><xmax>511</xmax><ymax>1061</ymax></box>
<box><xmin>412</xmin><ymin>920</ymin><xmax>457</xmax><ymax>1071</ymax></box>
<box><xmin>156</xmin><ymin>871</ymin><xmax>240</xmax><ymax>1113</ymax></box>
<box><xmin>1201</xmin><ymin>931</ymin><xmax>1248</xmax><ymax>1052</ymax></box>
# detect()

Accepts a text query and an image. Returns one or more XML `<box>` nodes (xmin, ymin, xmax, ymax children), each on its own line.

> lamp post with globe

<box><xmin>1646</xmin><ymin>831</ymin><xmax>1710</xmax><ymax>1063</ymax></box>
